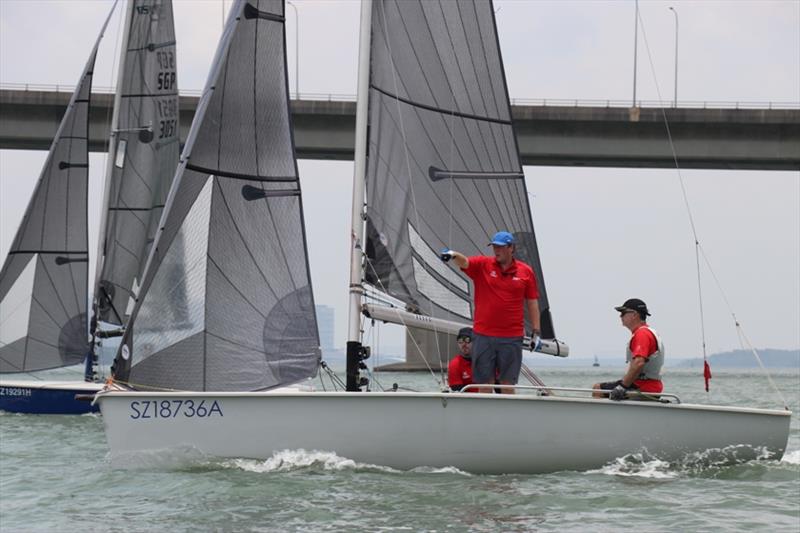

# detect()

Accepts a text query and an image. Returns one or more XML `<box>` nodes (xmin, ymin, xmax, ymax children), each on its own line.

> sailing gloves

<box><xmin>609</xmin><ymin>383</ymin><xmax>631</xmax><ymax>401</ymax></box>
<box><xmin>528</xmin><ymin>330</ymin><xmax>542</xmax><ymax>352</ymax></box>
<box><xmin>440</xmin><ymin>249</ymin><xmax>456</xmax><ymax>262</ymax></box>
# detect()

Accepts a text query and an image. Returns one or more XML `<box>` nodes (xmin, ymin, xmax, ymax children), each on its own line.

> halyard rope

<box><xmin>636</xmin><ymin>11</ymin><xmax>788</xmax><ymax>409</ymax></box>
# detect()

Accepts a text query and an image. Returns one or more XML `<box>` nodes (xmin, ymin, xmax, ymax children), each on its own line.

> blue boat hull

<box><xmin>0</xmin><ymin>382</ymin><xmax>101</xmax><ymax>414</ymax></box>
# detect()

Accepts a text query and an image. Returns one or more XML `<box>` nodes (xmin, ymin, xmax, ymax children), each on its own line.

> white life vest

<box><xmin>625</xmin><ymin>325</ymin><xmax>665</xmax><ymax>381</ymax></box>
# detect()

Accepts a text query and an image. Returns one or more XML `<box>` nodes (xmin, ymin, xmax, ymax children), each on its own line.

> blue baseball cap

<box><xmin>488</xmin><ymin>231</ymin><xmax>515</xmax><ymax>246</ymax></box>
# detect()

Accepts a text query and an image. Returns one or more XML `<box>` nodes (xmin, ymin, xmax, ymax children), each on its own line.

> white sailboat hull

<box><xmin>96</xmin><ymin>391</ymin><xmax>791</xmax><ymax>474</ymax></box>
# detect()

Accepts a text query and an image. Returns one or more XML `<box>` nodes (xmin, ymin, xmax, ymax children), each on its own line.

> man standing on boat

<box><xmin>593</xmin><ymin>298</ymin><xmax>664</xmax><ymax>400</ymax></box>
<box><xmin>440</xmin><ymin>231</ymin><xmax>541</xmax><ymax>394</ymax></box>
<box><xmin>448</xmin><ymin>327</ymin><xmax>475</xmax><ymax>391</ymax></box>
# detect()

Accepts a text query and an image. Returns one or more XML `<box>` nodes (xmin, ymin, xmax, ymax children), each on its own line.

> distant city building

<box><xmin>315</xmin><ymin>304</ymin><xmax>335</xmax><ymax>351</ymax></box>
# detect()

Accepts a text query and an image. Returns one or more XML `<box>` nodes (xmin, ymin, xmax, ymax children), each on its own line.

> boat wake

<box><xmin>221</xmin><ymin>450</ymin><xmax>471</xmax><ymax>476</ymax></box>
<box><xmin>589</xmin><ymin>452</ymin><xmax>677</xmax><ymax>479</ymax></box>
<box><xmin>589</xmin><ymin>445</ymin><xmax>781</xmax><ymax>479</ymax></box>
<box><xmin>221</xmin><ymin>450</ymin><xmax>396</xmax><ymax>474</ymax></box>
<box><xmin>781</xmin><ymin>449</ymin><xmax>800</xmax><ymax>465</ymax></box>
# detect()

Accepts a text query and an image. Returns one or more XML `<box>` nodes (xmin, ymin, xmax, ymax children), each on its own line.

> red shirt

<box><xmin>448</xmin><ymin>354</ymin><xmax>473</xmax><ymax>390</ymax></box>
<box><xmin>630</xmin><ymin>324</ymin><xmax>663</xmax><ymax>393</ymax></box>
<box><xmin>462</xmin><ymin>256</ymin><xmax>538</xmax><ymax>337</ymax></box>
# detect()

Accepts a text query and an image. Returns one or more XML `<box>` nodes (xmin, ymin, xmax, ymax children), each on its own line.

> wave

<box><xmin>221</xmin><ymin>449</ymin><xmax>397</xmax><ymax>474</ymax></box>
<box><xmin>221</xmin><ymin>450</ymin><xmax>472</xmax><ymax>476</ymax></box>
<box><xmin>587</xmin><ymin>452</ymin><xmax>678</xmax><ymax>479</ymax></box>
<box><xmin>781</xmin><ymin>449</ymin><xmax>800</xmax><ymax>465</ymax></box>
<box><xmin>588</xmin><ymin>444</ymin><xmax>784</xmax><ymax>479</ymax></box>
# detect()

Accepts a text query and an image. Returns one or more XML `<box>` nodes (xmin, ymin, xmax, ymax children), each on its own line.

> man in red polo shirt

<box><xmin>592</xmin><ymin>298</ymin><xmax>665</xmax><ymax>400</ymax></box>
<box><xmin>440</xmin><ymin>231</ymin><xmax>541</xmax><ymax>394</ymax></box>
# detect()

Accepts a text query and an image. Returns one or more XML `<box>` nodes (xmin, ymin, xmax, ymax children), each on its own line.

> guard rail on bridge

<box><xmin>1</xmin><ymin>85</ymin><xmax>798</xmax><ymax>170</ymax></box>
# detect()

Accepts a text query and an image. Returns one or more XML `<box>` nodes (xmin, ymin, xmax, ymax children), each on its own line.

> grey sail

<box><xmin>0</xmin><ymin>5</ymin><xmax>117</xmax><ymax>373</ymax></box>
<box><xmin>363</xmin><ymin>0</ymin><xmax>555</xmax><ymax>338</ymax></box>
<box><xmin>96</xmin><ymin>0</ymin><xmax>180</xmax><ymax>325</ymax></box>
<box><xmin>112</xmin><ymin>0</ymin><xmax>320</xmax><ymax>391</ymax></box>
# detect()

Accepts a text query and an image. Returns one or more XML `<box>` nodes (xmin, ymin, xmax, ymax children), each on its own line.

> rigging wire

<box><xmin>636</xmin><ymin>11</ymin><xmax>788</xmax><ymax>409</ymax></box>
<box><xmin>360</xmin><ymin>315</ymin><xmax>387</xmax><ymax>391</ymax></box>
<box><xmin>362</xmin><ymin>257</ymin><xmax>445</xmax><ymax>389</ymax></box>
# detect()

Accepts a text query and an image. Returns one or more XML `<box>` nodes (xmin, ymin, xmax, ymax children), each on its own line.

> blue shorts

<box><xmin>472</xmin><ymin>333</ymin><xmax>523</xmax><ymax>384</ymax></box>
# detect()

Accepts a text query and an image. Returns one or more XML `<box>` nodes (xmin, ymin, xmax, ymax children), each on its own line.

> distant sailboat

<box><xmin>593</xmin><ymin>356</ymin><xmax>600</xmax><ymax>367</ymax></box>
<box><xmin>0</xmin><ymin>0</ymin><xmax>179</xmax><ymax>414</ymax></box>
<box><xmin>90</xmin><ymin>0</ymin><xmax>182</xmax><ymax>369</ymax></box>
<box><xmin>96</xmin><ymin>0</ymin><xmax>790</xmax><ymax>474</ymax></box>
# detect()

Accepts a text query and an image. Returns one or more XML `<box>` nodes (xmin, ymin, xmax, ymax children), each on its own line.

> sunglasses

<box><xmin>457</xmin><ymin>337</ymin><xmax>472</xmax><ymax>343</ymax></box>
<box><xmin>619</xmin><ymin>310</ymin><xmax>637</xmax><ymax>317</ymax></box>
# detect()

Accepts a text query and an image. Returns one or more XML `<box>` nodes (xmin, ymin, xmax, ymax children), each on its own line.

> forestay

<box><xmin>363</xmin><ymin>0</ymin><xmax>555</xmax><ymax>337</ymax></box>
<box><xmin>96</xmin><ymin>0</ymin><xmax>180</xmax><ymax>325</ymax></box>
<box><xmin>0</xmin><ymin>6</ymin><xmax>116</xmax><ymax>372</ymax></box>
<box><xmin>112</xmin><ymin>0</ymin><xmax>320</xmax><ymax>391</ymax></box>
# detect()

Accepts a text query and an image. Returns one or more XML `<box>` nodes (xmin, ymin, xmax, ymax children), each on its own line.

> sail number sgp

<box><xmin>155</xmin><ymin>51</ymin><xmax>176</xmax><ymax>91</ymax></box>
<box><xmin>129</xmin><ymin>399</ymin><xmax>223</xmax><ymax>419</ymax></box>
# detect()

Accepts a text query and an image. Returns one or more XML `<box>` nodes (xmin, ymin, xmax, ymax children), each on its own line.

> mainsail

<box><xmin>95</xmin><ymin>0</ymin><xmax>180</xmax><ymax>325</ymax></box>
<box><xmin>112</xmin><ymin>0</ymin><xmax>320</xmax><ymax>391</ymax></box>
<box><xmin>0</xmin><ymin>5</ymin><xmax>117</xmax><ymax>373</ymax></box>
<box><xmin>363</xmin><ymin>0</ymin><xmax>554</xmax><ymax>338</ymax></box>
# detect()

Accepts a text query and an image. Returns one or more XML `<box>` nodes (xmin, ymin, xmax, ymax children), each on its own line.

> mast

<box><xmin>86</xmin><ymin>0</ymin><xmax>133</xmax><ymax>381</ymax></box>
<box><xmin>346</xmin><ymin>0</ymin><xmax>373</xmax><ymax>392</ymax></box>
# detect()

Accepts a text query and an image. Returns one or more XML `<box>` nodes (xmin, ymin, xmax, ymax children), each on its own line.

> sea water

<box><xmin>1</xmin><ymin>367</ymin><xmax>798</xmax><ymax>532</ymax></box>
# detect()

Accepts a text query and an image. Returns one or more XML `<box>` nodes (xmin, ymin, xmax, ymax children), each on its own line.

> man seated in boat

<box><xmin>440</xmin><ymin>231</ymin><xmax>541</xmax><ymax>394</ymax></box>
<box><xmin>448</xmin><ymin>327</ymin><xmax>474</xmax><ymax>391</ymax></box>
<box><xmin>593</xmin><ymin>298</ymin><xmax>664</xmax><ymax>400</ymax></box>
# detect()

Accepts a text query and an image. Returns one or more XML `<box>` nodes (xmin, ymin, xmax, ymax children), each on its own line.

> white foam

<box><xmin>588</xmin><ymin>445</ymin><xmax>782</xmax><ymax>478</ymax></box>
<box><xmin>410</xmin><ymin>465</ymin><xmax>472</xmax><ymax>476</ymax></box>
<box><xmin>588</xmin><ymin>452</ymin><xmax>678</xmax><ymax>479</ymax></box>
<box><xmin>780</xmin><ymin>449</ymin><xmax>800</xmax><ymax>465</ymax></box>
<box><xmin>222</xmin><ymin>449</ymin><xmax>400</xmax><ymax>474</ymax></box>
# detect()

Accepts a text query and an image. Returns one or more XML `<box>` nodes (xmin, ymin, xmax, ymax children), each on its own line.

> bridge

<box><xmin>1</xmin><ymin>87</ymin><xmax>798</xmax><ymax>170</ymax></box>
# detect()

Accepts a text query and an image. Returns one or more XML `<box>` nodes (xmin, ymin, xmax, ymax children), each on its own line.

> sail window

<box><xmin>131</xmin><ymin>177</ymin><xmax>213</xmax><ymax>361</ymax></box>
<box><xmin>411</xmin><ymin>257</ymin><xmax>472</xmax><ymax>319</ymax></box>
<box><xmin>114</xmin><ymin>139</ymin><xmax>127</xmax><ymax>168</ymax></box>
<box><xmin>0</xmin><ymin>254</ymin><xmax>36</xmax><ymax>348</ymax></box>
<box><xmin>407</xmin><ymin>222</ymin><xmax>468</xmax><ymax>293</ymax></box>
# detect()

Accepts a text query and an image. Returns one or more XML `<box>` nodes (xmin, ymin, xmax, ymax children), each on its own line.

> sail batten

<box><xmin>113</xmin><ymin>0</ymin><xmax>320</xmax><ymax>392</ymax></box>
<box><xmin>364</xmin><ymin>0</ymin><xmax>555</xmax><ymax>337</ymax></box>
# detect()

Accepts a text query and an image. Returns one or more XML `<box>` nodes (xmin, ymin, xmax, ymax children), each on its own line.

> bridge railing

<box><xmin>2</xmin><ymin>82</ymin><xmax>799</xmax><ymax>110</ymax></box>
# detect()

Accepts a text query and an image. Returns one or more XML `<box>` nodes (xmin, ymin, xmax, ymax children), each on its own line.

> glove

<box><xmin>440</xmin><ymin>248</ymin><xmax>455</xmax><ymax>262</ymax></box>
<box><xmin>609</xmin><ymin>384</ymin><xmax>629</xmax><ymax>401</ymax></box>
<box><xmin>528</xmin><ymin>330</ymin><xmax>542</xmax><ymax>352</ymax></box>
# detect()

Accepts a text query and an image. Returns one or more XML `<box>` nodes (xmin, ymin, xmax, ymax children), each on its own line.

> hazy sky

<box><xmin>1</xmin><ymin>0</ymin><xmax>798</xmax><ymax>363</ymax></box>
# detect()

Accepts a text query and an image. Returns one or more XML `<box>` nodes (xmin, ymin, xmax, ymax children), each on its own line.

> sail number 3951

<box><xmin>129</xmin><ymin>399</ymin><xmax>223</xmax><ymax>419</ymax></box>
